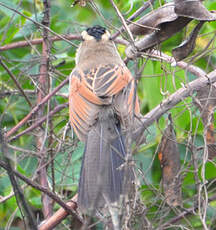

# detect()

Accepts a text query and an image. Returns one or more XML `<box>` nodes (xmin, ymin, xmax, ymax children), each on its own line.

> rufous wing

<box><xmin>69</xmin><ymin>65</ymin><xmax>138</xmax><ymax>141</ymax></box>
<box><xmin>69</xmin><ymin>69</ymin><xmax>102</xmax><ymax>142</ymax></box>
<box><xmin>92</xmin><ymin>64</ymin><xmax>133</xmax><ymax>97</ymax></box>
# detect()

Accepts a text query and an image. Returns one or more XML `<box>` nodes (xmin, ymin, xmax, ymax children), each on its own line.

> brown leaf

<box><xmin>175</xmin><ymin>0</ymin><xmax>216</xmax><ymax>21</ymax></box>
<box><xmin>126</xmin><ymin>17</ymin><xmax>192</xmax><ymax>58</ymax></box>
<box><xmin>158</xmin><ymin>115</ymin><xmax>182</xmax><ymax>206</ymax></box>
<box><xmin>126</xmin><ymin>1</ymin><xmax>216</xmax><ymax>59</ymax></box>
<box><xmin>172</xmin><ymin>21</ymin><xmax>204</xmax><ymax>61</ymax></box>
<box><xmin>128</xmin><ymin>3</ymin><xmax>177</xmax><ymax>36</ymax></box>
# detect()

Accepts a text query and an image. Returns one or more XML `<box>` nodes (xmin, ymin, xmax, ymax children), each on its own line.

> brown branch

<box><xmin>135</xmin><ymin>69</ymin><xmax>216</xmax><ymax>137</ymax></box>
<box><xmin>0</xmin><ymin>2</ymin><xmax>77</xmax><ymax>48</ymax></box>
<box><xmin>0</xmin><ymin>34</ymin><xmax>128</xmax><ymax>52</ymax></box>
<box><xmin>0</xmin><ymin>34</ymin><xmax>82</xmax><ymax>51</ymax></box>
<box><xmin>0</xmin><ymin>130</ymin><xmax>38</xmax><ymax>229</ymax></box>
<box><xmin>0</xmin><ymin>159</ymin><xmax>80</xmax><ymax>219</ymax></box>
<box><xmin>0</xmin><ymin>58</ymin><xmax>32</xmax><ymax>107</ymax></box>
<box><xmin>5</xmin><ymin>77</ymin><xmax>69</xmax><ymax>138</ymax></box>
<box><xmin>9</xmin><ymin>102</ymin><xmax>68</xmax><ymax>142</ymax></box>
<box><xmin>37</xmin><ymin>0</ymin><xmax>53</xmax><ymax>219</ymax></box>
<box><xmin>38</xmin><ymin>195</ymin><xmax>79</xmax><ymax>230</ymax></box>
<box><xmin>160</xmin><ymin>194</ymin><xmax>216</xmax><ymax>228</ymax></box>
<box><xmin>111</xmin><ymin>0</ymin><xmax>155</xmax><ymax>40</ymax></box>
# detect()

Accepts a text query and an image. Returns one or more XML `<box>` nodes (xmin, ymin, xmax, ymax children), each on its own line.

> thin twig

<box><xmin>0</xmin><ymin>159</ymin><xmax>80</xmax><ymax>219</ymax></box>
<box><xmin>109</xmin><ymin>0</ymin><xmax>134</xmax><ymax>44</ymax></box>
<box><xmin>5</xmin><ymin>77</ymin><xmax>69</xmax><ymax>138</ymax></box>
<box><xmin>0</xmin><ymin>90</ymin><xmax>68</xmax><ymax>98</ymax></box>
<box><xmin>0</xmin><ymin>130</ymin><xmax>38</xmax><ymax>229</ymax></box>
<box><xmin>0</xmin><ymin>58</ymin><xmax>32</xmax><ymax>107</ymax></box>
<box><xmin>111</xmin><ymin>0</ymin><xmax>155</xmax><ymax>40</ymax></box>
<box><xmin>135</xmin><ymin>69</ymin><xmax>216</xmax><ymax>137</ymax></box>
<box><xmin>0</xmin><ymin>2</ymin><xmax>78</xmax><ymax>48</ymax></box>
<box><xmin>8</xmin><ymin>103</ymin><xmax>68</xmax><ymax>142</ymax></box>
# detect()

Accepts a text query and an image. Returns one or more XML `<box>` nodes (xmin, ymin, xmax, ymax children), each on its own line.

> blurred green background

<box><xmin>0</xmin><ymin>0</ymin><xmax>216</xmax><ymax>229</ymax></box>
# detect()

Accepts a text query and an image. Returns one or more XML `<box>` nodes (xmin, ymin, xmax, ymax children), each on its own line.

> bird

<box><xmin>69</xmin><ymin>25</ymin><xmax>141</xmax><ymax>214</ymax></box>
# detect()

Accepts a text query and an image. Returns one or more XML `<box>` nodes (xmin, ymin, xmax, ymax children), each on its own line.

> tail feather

<box><xmin>78</xmin><ymin>108</ymin><xmax>133</xmax><ymax>212</ymax></box>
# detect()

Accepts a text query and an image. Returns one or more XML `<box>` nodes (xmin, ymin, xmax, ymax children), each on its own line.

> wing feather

<box><xmin>127</xmin><ymin>80</ymin><xmax>140</xmax><ymax>114</ymax></box>
<box><xmin>69</xmin><ymin>64</ymin><xmax>139</xmax><ymax>142</ymax></box>
<box><xmin>93</xmin><ymin>65</ymin><xmax>133</xmax><ymax>97</ymax></box>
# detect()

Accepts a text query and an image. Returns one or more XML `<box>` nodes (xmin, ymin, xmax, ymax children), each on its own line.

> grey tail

<box><xmin>78</xmin><ymin>107</ymin><xmax>133</xmax><ymax>213</ymax></box>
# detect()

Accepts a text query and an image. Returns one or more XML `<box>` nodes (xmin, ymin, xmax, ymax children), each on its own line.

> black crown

<box><xmin>86</xmin><ymin>25</ymin><xmax>106</xmax><ymax>41</ymax></box>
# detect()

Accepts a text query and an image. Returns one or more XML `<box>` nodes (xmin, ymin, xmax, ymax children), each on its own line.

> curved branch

<box><xmin>151</xmin><ymin>50</ymin><xmax>206</xmax><ymax>78</ymax></box>
<box><xmin>135</xmin><ymin>69</ymin><xmax>216</xmax><ymax>136</ymax></box>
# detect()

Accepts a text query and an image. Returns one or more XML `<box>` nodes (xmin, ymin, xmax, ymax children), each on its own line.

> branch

<box><xmin>0</xmin><ymin>58</ymin><xmax>32</xmax><ymax>107</ymax></box>
<box><xmin>0</xmin><ymin>90</ymin><xmax>67</xmax><ymax>98</ymax></box>
<box><xmin>111</xmin><ymin>0</ymin><xmax>155</xmax><ymax>40</ymax></box>
<box><xmin>0</xmin><ymin>159</ymin><xmax>80</xmax><ymax>219</ymax></box>
<box><xmin>0</xmin><ymin>130</ymin><xmax>38</xmax><ymax>229</ymax></box>
<box><xmin>5</xmin><ymin>77</ymin><xmax>69</xmax><ymax>138</ymax></box>
<box><xmin>0</xmin><ymin>2</ymin><xmax>77</xmax><ymax>48</ymax></box>
<box><xmin>9</xmin><ymin>103</ymin><xmax>68</xmax><ymax>142</ymax></box>
<box><xmin>135</xmin><ymin>69</ymin><xmax>216</xmax><ymax>136</ymax></box>
<box><xmin>151</xmin><ymin>50</ymin><xmax>206</xmax><ymax>79</ymax></box>
<box><xmin>0</xmin><ymin>34</ymin><xmax>128</xmax><ymax>52</ymax></box>
<box><xmin>0</xmin><ymin>34</ymin><xmax>81</xmax><ymax>51</ymax></box>
<box><xmin>38</xmin><ymin>195</ymin><xmax>79</xmax><ymax>230</ymax></box>
<box><xmin>36</xmin><ymin>0</ymin><xmax>54</xmax><ymax>219</ymax></box>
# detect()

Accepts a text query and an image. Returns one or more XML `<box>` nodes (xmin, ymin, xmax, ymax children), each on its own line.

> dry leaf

<box><xmin>158</xmin><ymin>115</ymin><xmax>182</xmax><ymax>206</ymax></box>
<box><xmin>172</xmin><ymin>21</ymin><xmax>204</xmax><ymax>61</ymax></box>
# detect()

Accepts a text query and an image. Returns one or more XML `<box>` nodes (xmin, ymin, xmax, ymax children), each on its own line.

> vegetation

<box><xmin>0</xmin><ymin>0</ymin><xmax>216</xmax><ymax>229</ymax></box>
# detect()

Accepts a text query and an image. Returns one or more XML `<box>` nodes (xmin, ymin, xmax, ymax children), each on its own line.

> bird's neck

<box><xmin>76</xmin><ymin>40</ymin><xmax>123</xmax><ymax>70</ymax></box>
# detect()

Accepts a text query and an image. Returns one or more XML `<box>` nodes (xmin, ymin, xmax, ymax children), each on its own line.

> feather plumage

<box><xmin>69</xmin><ymin>26</ymin><xmax>141</xmax><ymax>212</ymax></box>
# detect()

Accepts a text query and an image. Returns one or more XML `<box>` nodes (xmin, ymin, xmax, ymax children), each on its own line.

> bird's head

<box><xmin>81</xmin><ymin>25</ymin><xmax>111</xmax><ymax>42</ymax></box>
<box><xmin>76</xmin><ymin>25</ymin><xmax>121</xmax><ymax>68</ymax></box>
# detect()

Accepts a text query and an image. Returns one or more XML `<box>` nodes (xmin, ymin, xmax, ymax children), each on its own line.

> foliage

<box><xmin>0</xmin><ymin>0</ymin><xmax>216</xmax><ymax>229</ymax></box>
